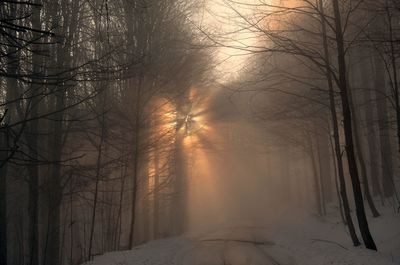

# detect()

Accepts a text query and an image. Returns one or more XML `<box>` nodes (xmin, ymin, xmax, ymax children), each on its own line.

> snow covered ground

<box><xmin>85</xmin><ymin>207</ymin><xmax>400</xmax><ymax>265</ymax></box>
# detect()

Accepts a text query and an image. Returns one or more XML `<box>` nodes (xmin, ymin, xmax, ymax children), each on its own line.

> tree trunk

<box><xmin>332</xmin><ymin>0</ymin><xmax>377</xmax><ymax>250</ymax></box>
<box><xmin>115</xmin><ymin>161</ymin><xmax>128</xmax><ymax>250</ymax></box>
<box><xmin>44</xmin><ymin>78</ymin><xmax>64</xmax><ymax>265</ymax></box>
<box><xmin>361</xmin><ymin>57</ymin><xmax>382</xmax><ymax>198</ymax></box>
<box><xmin>317</xmin><ymin>124</ymin><xmax>334</xmax><ymax>203</ymax></box>
<box><xmin>153</xmin><ymin>149</ymin><xmax>160</xmax><ymax>239</ymax></box>
<box><xmin>319</xmin><ymin>0</ymin><xmax>360</xmax><ymax>246</ymax></box>
<box><xmin>88</xmin><ymin>6</ymin><xmax>107</xmax><ymax>257</ymax></box>
<box><xmin>45</xmin><ymin>0</ymin><xmax>79</xmax><ymax>262</ymax></box>
<box><xmin>172</xmin><ymin>98</ymin><xmax>189</xmax><ymax>235</ymax></box>
<box><xmin>128</xmin><ymin>74</ymin><xmax>143</xmax><ymax>249</ymax></box>
<box><xmin>87</xmin><ymin>113</ymin><xmax>105</xmax><ymax>260</ymax></box>
<box><xmin>373</xmin><ymin>52</ymin><xmax>395</xmax><ymax>198</ymax></box>
<box><xmin>330</xmin><ymin>133</ymin><xmax>345</xmax><ymax>223</ymax></box>
<box><xmin>0</xmin><ymin>128</ymin><xmax>8</xmax><ymax>265</ymax></box>
<box><xmin>308</xmin><ymin>133</ymin><xmax>323</xmax><ymax>216</ymax></box>
<box><xmin>1</xmin><ymin>3</ymin><xmax>21</xmax><ymax>264</ymax></box>
<box><xmin>28</xmin><ymin>1</ymin><xmax>42</xmax><ymax>264</ymax></box>
<box><xmin>387</xmin><ymin>7</ymin><xmax>400</xmax><ymax>156</ymax></box>
<box><xmin>347</xmin><ymin>76</ymin><xmax>380</xmax><ymax>217</ymax></box>
<box><xmin>316</xmin><ymin>131</ymin><xmax>327</xmax><ymax>215</ymax></box>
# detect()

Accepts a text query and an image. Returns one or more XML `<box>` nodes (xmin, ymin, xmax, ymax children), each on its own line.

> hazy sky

<box><xmin>202</xmin><ymin>0</ymin><xmax>259</xmax><ymax>81</ymax></box>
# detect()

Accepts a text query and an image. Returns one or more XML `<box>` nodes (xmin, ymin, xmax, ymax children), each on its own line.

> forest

<box><xmin>0</xmin><ymin>0</ymin><xmax>400</xmax><ymax>265</ymax></box>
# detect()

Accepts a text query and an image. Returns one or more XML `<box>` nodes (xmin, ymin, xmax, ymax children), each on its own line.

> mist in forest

<box><xmin>1</xmin><ymin>0</ymin><xmax>400</xmax><ymax>265</ymax></box>
<box><xmin>183</xmin><ymin>91</ymin><xmax>311</xmax><ymax>235</ymax></box>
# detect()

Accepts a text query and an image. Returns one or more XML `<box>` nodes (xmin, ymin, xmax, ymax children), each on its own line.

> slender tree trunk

<box><xmin>142</xmin><ymin>163</ymin><xmax>151</xmax><ymax>242</ymax></box>
<box><xmin>45</xmin><ymin>82</ymin><xmax>64</xmax><ymax>265</ymax></box>
<box><xmin>316</xmin><ymin>131</ymin><xmax>327</xmax><ymax>215</ymax></box>
<box><xmin>115</xmin><ymin>161</ymin><xmax>128</xmax><ymax>250</ymax></box>
<box><xmin>373</xmin><ymin>52</ymin><xmax>395</xmax><ymax>198</ymax></box>
<box><xmin>45</xmin><ymin>1</ymin><xmax>79</xmax><ymax>262</ymax></box>
<box><xmin>28</xmin><ymin>1</ymin><xmax>42</xmax><ymax>264</ymax></box>
<box><xmin>369</xmin><ymin>9</ymin><xmax>396</xmax><ymax>199</ymax></box>
<box><xmin>347</xmin><ymin>79</ymin><xmax>380</xmax><ymax>217</ymax></box>
<box><xmin>327</xmin><ymin>125</ymin><xmax>345</xmax><ymax>223</ymax></box>
<box><xmin>330</xmin><ymin>136</ymin><xmax>345</xmax><ymax>224</ymax></box>
<box><xmin>387</xmin><ymin>6</ymin><xmax>400</xmax><ymax>155</ymax></box>
<box><xmin>88</xmin><ymin>6</ymin><xmax>107</xmax><ymax>257</ymax></box>
<box><xmin>46</xmin><ymin>99</ymin><xmax>64</xmax><ymax>260</ymax></box>
<box><xmin>0</xmin><ymin>129</ymin><xmax>8</xmax><ymax>265</ymax></box>
<box><xmin>308</xmin><ymin>133</ymin><xmax>323</xmax><ymax>216</ymax></box>
<box><xmin>385</xmin><ymin>7</ymin><xmax>400</xmax><ymax>206</ymax></box>
<box><xmin>172</xmin><ymin>100</ymin><xmax>189</xmax><ymax>235</ymax></box>
<box><xmin>0</xmin><ymin>3</ymin><xmax>21</xmax><ymax>263</ymax></box>
<box><xmin>332</xmin><ymin>0</ymin><xmax>377</xmax><ymax>250</ymax></box>
<box><xmin>69</xmin><ymin>179</ymin><xmax>74</xmax><ymax>265</ymax></box>
<box><xmin>361</xmin><ymin>58</ymin><xmax>382</xmax><ymax>198</ymax></box>
<box><xmin>319</xmin><ymin>0</ymin><xmax>360</xmax><ymax>245</ymax></box>
<box><xmin>128</xmin><ymin>74</ymin><xmax>143</xmax><ymax>249</ymax></box>
<box><xmin>87</xmin><ymin>113</ymin><xmax>106</xmax><ymax>260</ymax></box>
<box><xmin>319</xmin><ymin>130</ymin><xmax>333</xmax><ymax>204</ymax></box>
<box><xmin>354</xmin><ymin>48</ymin><xmax>383</xmax><ymax>206</ymax></box>
<box><xmin>153</xmin><ymin>149</ymin><xmax>160</xmax><ymax>239</ymax></box>
<box><xmin>124</xmin><ymin>0</ymin><xmax>146</xmax><ymax>248</ymax></box>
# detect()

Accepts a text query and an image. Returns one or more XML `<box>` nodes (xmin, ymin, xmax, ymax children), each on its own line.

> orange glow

<box><xmin>258</xmin><ymin>0</ymin><xmax>312</xmax><ymax>32</ymax></box>
<box><xmin>145</xmin><ymin>87</ymin><xmax>218</xmax><ymax>233</ymax></box>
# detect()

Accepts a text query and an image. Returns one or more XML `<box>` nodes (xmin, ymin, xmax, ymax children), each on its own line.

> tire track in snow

<box><xmin>178</xmin><ymin>227</ymin><xmax>289</xmax><ymax>265</ymax></box>
<box><xmin>222</xmin><ymin>240</ymin><xmax>280</xmax><ymax>265</ymax></box>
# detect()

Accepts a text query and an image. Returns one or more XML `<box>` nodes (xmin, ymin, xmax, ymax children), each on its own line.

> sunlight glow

<box><xmin>203</xmin><ymin>0</ymin><xmax>260</xmax><ymax>80</ymax></box>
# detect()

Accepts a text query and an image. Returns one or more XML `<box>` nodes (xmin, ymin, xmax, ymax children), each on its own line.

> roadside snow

<box><xmin>85</xmin><ymin>238</ymin><xmax>193</xmax><ymax>265</ymax></box>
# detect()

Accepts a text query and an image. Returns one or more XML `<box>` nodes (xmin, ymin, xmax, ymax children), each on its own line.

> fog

<box><xmin>1</xmin><ymin>0</ymin><xmax>399</xmax><ymax>264</ymax></box>
<box><xmin>184</xmin><ymin>89</ymin><xmax>312</xmax><ymax>234</ymax></box>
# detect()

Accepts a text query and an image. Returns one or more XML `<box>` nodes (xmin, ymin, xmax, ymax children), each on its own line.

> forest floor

<box><xmin>85</xmin><ymin>206</ymin><xmax>400</xmax><ymax>265</ymax></box>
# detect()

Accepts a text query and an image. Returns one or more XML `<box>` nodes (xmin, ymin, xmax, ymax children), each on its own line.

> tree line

<box><xmin>0</xmin><ymin>0</ymin><xmax>212</xmax><ymax>265</ymax></box>
<box><xmin>217</xmin><ymin>0</ymin><xmax>400</xmax><ymax>251</ymax></box>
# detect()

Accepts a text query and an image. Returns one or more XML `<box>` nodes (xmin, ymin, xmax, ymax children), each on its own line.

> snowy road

<box><xmin>179</xmin><ymin>227</ymin><xmax>282</xmax><ymax>265</ymax></box>
<box><xmin>179</xmin><ymin>241</ymin><xmax>277</xmax><ymax>265</ymax></box>
<box><xmin>86</xmin><ymin>213</ymin><xmax>400</xmax><ymax>265</ymax></box>
<box><xmin>86</xmin><ymin>226</ymin><xmax>293</xmax><ymax>265</ymax></box>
